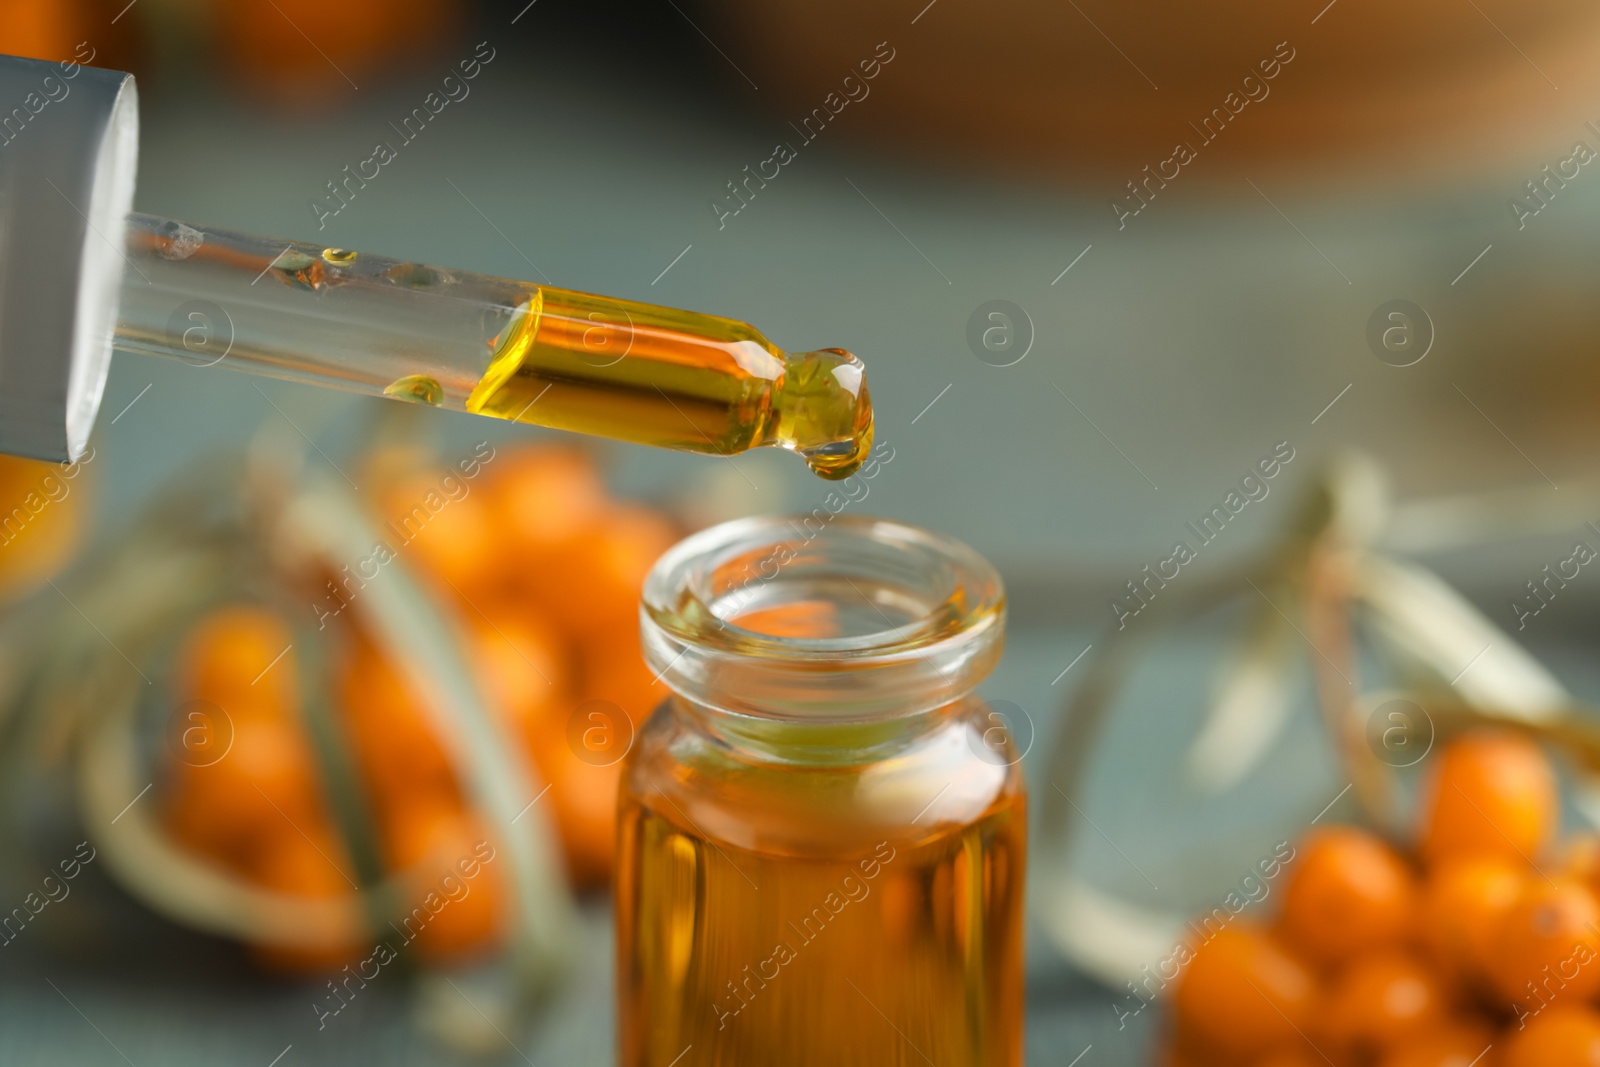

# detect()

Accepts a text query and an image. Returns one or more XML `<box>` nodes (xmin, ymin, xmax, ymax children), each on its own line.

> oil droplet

<box><xmin>322</xmin><ymin>247</ymin><xmax>357</xmax><ymax>263</ymax></box>
<box><xmin>270</xmin><ymin>250</ymin><xmax>325</xmax><ymax>291</ymax></box>
<box><xmin>775</xmin><ymin>348</ymin><xmax>874</xmax><ymax>480</ymax></box>
<box><xmin>801</xmin><ymin>432</ymin><xmax>874</xmax><ymax>480</ymax></box>
<box><xmin>383</xmin><ymin>375</ymin><xmax>444</xmax><ymax>406</ymax></box>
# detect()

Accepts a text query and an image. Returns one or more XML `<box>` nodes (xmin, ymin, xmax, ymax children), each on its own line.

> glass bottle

<box><xmin>616</xmin><ymin>514</ymin><xmax>1026</xmax><ymax>1067</ymax></box>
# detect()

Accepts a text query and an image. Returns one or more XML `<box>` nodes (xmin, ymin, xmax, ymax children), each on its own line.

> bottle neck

<box><xmin>641</xmin><ymin>515</ymin><xmax>1007</xmax><ymax>766</ymax></box>
<box><xmin>671</xmin><ymin>692</ymin><xmax>971</xmax><ymax>767</ymax></box>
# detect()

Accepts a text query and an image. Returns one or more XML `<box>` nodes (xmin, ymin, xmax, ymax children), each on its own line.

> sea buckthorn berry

<box><xmin>1324</xmin><ymin>951</ymin><xmax>1448</xmax><ymax>1057</ymax></box>
<box><xmin>1279</xmin><ymin>826</ymin><xmax>1415</xmax><ymax>967</ymax></box>
<box><xmin>0</xmin><ymin>454</ymin><xmax>84</xmax><ymax>601</ymax></box>
<box><xmin>1377</xmin><ymin>1016</ymin><xmax>1494</xmax><ymax>1067</ymax></box>
<box><xmin>1418</xmin><ymin>730</ymin><xmax>1557</xmax><ymax>870</ymax></box>
<box><xmin>1502</xmin><ymin>1006</ymin><xmax>1600</xmax><ymax>1067</ymax></box>
<box><xmin>1487</xmin><ymin>878</ymin><xmax>1600</xmax><ymax>1009</ymax></box>
<box><xmin>1558</xmin><ymin>833</ymin><xmax>1600</xmax><ymax>892</ymax></box>
<box><xmin>1420</xmin><ymin>855</ymin><xmax>1525</xmax><ymax>985</ymax></box>
<box><xmin>1172</xmin><ymin>923</ymin><xmax>1317</xmax><ymax>1058</ymax></box>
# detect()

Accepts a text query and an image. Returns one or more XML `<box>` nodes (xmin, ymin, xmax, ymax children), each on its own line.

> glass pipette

<box><xmin>113</xmin><ymin>214</ymin><xmax>874</xmax><ymax>480</ymax></box>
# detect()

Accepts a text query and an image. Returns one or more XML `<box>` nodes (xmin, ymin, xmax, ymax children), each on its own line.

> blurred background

<box><xmin>6</xmin><ymin>0</ymin><xmax>1600</xmax><ymax>1063</ymax></box>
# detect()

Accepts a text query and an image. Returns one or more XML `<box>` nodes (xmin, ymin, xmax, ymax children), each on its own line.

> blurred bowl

<box><xmin>708</xmin><ymin>0</ymin><xmax>1600</xmax><ymax>184</ymax></box>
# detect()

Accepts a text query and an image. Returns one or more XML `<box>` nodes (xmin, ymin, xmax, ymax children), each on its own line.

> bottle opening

<box><xmin>641</xmin><ymin>516</ymin><xmax>1005</xmax><ymax>723</ymax></box>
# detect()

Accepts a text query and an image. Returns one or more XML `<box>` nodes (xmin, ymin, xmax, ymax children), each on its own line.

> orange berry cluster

<box><xmin>1166</xmin><ymin>729</ymin><xmax>1600</xmax><ymax>1067</ymax></box>
<box><xmin>161</xmin><ymin>445</ymin><xmax>673</xmax><ymax>971</ymax></box>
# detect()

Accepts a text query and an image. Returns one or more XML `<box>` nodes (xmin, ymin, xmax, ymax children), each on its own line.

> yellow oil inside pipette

<box><xmin>462</xmin><ymin>287</ymin><xmax>873</xmax><ymax>480</ymax></box>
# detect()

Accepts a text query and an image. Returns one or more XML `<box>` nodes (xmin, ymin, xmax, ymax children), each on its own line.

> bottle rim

<box><xmin>640</xmin><ymin>514</ymin><xmax>1005</xmax><ymax>723</ymax></box>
